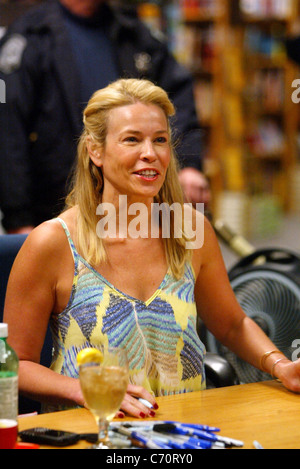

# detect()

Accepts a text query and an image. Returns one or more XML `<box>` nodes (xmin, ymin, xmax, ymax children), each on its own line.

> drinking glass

<box><xmin>79</xmin><ymin>346</ymin><xmax>129</xmax><ymax>449</ymax></box>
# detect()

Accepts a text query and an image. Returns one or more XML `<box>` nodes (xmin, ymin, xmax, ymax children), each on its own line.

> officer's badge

<box><xmin>134</xmin><ymin>52</ymin><xmax>151</xmax><ymax>74</ymax></box>
<box><xmin>0</xmin><ymin>34</ymin><xmax>27</xmax><ymax>74</ymax></box>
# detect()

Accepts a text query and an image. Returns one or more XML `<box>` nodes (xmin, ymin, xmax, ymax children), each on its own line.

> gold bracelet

<box><xmin>271</xmin><ymin>358</ymin><xmax>289</xmax><ymax>379</ymax></box>
<box><xmin>260</xmin><ymin>350</ymin><xmax>284</xmax><ymax>372</ymax></box>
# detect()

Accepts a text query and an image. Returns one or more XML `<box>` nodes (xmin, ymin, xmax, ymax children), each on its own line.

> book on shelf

<box><xmin>166</xmin><ymin>21</ymin><xmax>217</xmax><ymax>73</ymax></box>
<box><xmin>245</xmin><ymin>119</ymin><xmax>285</xmax><ymax>158</ymax></box>
<box><xmin>194</xmin><ymin>80</ymin><xmax>214</xmax><ymax>124</ymax></box>
<box><xmin>222</xmin><ymin>146</ymin><xmax>245</xmax><ymax>192</ymax></box>
<box><xmin>245</xmin><ymin>68</ymin><xmax>285</xmax><ymax>113</ymax></box>
<box><xmin>240</xmin><ymin>0</ymin><xmax>294</xmax><ymax>20</ymax></box>
<box><xmin>243</xmin><ymin>25</ymin><xmax>287</xmax><ymax>63</ymax></box>
<box><xmin>179</xmin><ymin>0</ymin><xmax>223</xmax><ymax>19</ymax></box>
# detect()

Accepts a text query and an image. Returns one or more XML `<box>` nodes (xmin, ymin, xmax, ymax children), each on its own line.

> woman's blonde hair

<box><xmin>66</xmin><ymin>78</ymin><xmax>192</xmax><ymax>278</ymax></box>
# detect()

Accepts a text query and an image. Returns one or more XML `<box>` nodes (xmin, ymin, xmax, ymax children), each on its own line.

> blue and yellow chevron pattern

<box><xmin>47</xmin><ymin>218</ymin><xmax>206</xmax><ymax>410</ymax></box>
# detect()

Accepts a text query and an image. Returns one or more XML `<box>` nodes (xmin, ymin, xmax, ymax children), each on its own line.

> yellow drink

<box><xmin>80</xmin><ymin>365</ymin><xmax>128</xmax><ymax>421</ymax></box>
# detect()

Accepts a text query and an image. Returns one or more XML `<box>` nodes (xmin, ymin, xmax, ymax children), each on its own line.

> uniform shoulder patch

<box><xmin>0</xmin><ymin>33</ymin><xmax>27</xmax><ymax>74</ymax></box>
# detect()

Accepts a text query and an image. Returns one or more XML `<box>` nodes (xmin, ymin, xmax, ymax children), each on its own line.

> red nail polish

<box><xmin>149</xmin><ymin>410</ymin><xmax>156</xmax><ymax>417</ymax></box>
<box><xmin>139</xmin><ymin>412</ymin><xmax>146</xmax><ymax>418</ymax></box>
<box><xmin>153</xmin><ymin>403</ymin><xmax>159</xmax><ymax>410</ymax></box>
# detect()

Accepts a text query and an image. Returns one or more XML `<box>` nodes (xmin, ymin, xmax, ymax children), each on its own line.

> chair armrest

<box><xmin>204</xmin><ymin>352</ymin><xmax>240</xmax><ymax>388</ymax></box>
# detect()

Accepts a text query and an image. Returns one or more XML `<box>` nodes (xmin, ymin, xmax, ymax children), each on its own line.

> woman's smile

<box><xmin>133</xmin><ymin>168</ymin><xmax>160</xmax><ymax>181</ymax></box>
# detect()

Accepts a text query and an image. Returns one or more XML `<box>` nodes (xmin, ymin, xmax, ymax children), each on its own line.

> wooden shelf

<box><xmin>154</xmin><ymin>0</ymin><xmax>300</xmax><ymax>234</ymax></box>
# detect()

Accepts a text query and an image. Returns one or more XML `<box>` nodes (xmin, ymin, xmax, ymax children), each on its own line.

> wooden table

<box><xmin>17</xmin><ymin>381</ymin><xmax>300</xmax><ymax>449</ymax></box>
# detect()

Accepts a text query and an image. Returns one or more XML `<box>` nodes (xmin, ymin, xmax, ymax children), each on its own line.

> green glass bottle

<box><xmin>0</xmin><ymin>323</ymin><xmax>19</xmax><ymax>420</ymax></box>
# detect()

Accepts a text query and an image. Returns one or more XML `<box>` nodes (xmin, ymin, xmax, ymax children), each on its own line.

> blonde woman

<box><xmin>4</xmin><ymin>79</ymin><xmax>300</xmax><ymax>418</ymax></box>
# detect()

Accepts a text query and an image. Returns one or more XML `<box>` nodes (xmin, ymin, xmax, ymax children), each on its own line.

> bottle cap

<box><xmin>0</xmin><ymin>323</ymin><xmax>8</xmax><ymax>338</ymax></box>
<box><xmin>14</xmin><ymin>442</ymin><xmax>40</xmax><ymax>450</ymax></box>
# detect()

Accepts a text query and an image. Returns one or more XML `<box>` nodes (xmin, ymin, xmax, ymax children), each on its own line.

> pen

<box><xmin>110</xmin><ymin>421</ymin><xmax>243</xmax><ymax>448</ymax></box>
<box><xmin>138</xmin><ymin>398</ymin><xmax>153</xmax><ymax>409</ymax></box>
<box><xmin>112</xmin><ymin>426</ymin><xmax>224</xmax><ymax>450</ymax></box>
<box><xmin>131</xmin><ymin>432</ymin><xmax>173</xmax><ymax>449</ymax></box>
<box><xmin>168</xmin><ymin>438</ymin><xmax>223</xmax><ymax>450</ymax></box>
<box><xmin>111</xmin><ymin>425</ymin><xmax>171</xmax><ymax>449</ymax></box>
<box><xmin>253</xmin><ymin>440</ymin><xmax>264</xmax><ymax>449</ymax></box>
<box><xmin>164</xmin><ymin>421</ymin><xmax>220</xmax><ymax>433</ymax></box>
<box><xmin>159</xmin><ymin>423</ymin><xmax>244</xmax><ymax>447</ymax></box>
<box><xmin>132</xmin><ymin>431</ymin><xmax>201</xmax><ymax>450</ymax></box>
<box><xmin>112</xmin><ymin>420</ymin><xmax>220</xmax><ymax>433</ymax></box>
<box><xmin>146</xmin><ymin>432</ymin><xmax>224</xmax><ymax>450</ymax></box>
<box><xmin>110</xmin><ymin>426</ymin><xmax>169</xmax><ymax>449</ymax></box>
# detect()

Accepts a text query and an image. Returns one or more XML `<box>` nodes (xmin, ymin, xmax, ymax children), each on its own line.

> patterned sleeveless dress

<box><xmin>45</xmin><ymin>218</ymin><xmax>206</xmax><ymax>411</ymax></box>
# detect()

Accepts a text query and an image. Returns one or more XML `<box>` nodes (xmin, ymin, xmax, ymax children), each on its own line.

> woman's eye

<box><xmin>125</xmin><ymin>136</ymin><xmax>138</xmax><ymax>142</ymax></box>
<box><xmin>155</xmin><ymin>136</ymin><xmax>167</xmax><ymax>143</ymax></box>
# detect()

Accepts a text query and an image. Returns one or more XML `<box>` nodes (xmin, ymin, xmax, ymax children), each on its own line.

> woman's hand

<box><xmin>275</xmin><ymin>358</ymin><xmax>300</xmax><ymax>393</ymax></box>
<box><xmin>77</xmin><ymin>380</ymin><xmax>158</xmax><ymax>418</ymax></box>
<box><xmin>116</xmin><ymin>384</ymin><xmax>159</xmax><ymax>419</ymax></box>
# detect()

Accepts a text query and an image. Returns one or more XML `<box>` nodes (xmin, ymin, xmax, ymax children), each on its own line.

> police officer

<box><xmin>0</xmin><ymin>0</ymin><xmax>210</xmax><ymax>233</ymax></box>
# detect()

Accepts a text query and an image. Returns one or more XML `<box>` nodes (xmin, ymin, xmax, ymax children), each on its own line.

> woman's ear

<box><xmin>86</xmin><ymin>136</ymin><xmax>103</xmax><ymax>167</ymax></box>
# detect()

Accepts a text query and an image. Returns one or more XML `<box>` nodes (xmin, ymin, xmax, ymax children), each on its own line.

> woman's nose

<box><xmin>140</xmin><ymin>139</ymin><xmax>157</xmax><ymax>161</ymax></box>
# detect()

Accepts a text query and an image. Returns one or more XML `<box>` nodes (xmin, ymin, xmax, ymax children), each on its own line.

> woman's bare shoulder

<box><xmin>18</xmin><ymin>211</ymin><xmax>76</xmax><ymax>266</ymax></box>
<box><xmin>191</xmin><ymin>211</ymin><xmax>220</xmax><ymax>273</ymax></box>
<box><xmin>25</xmin><ymin>220</ymin><xmax>65</xmax><ymax>251</ymax></box>
<box><xmin>4</xmin><ymin>219</ymin><xmax>69</xmax><ymax>304</ymax></box>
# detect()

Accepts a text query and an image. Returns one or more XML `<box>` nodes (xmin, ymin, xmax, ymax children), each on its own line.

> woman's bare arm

<box><xmin>3</xmin><ymin>220</ymin><xmax>158</xmax><ymax>415</ymax></box>
<box><xmin>195</xmin><ymin>218</ymin><xmax>300</xmax><ymax>392</ymax></box>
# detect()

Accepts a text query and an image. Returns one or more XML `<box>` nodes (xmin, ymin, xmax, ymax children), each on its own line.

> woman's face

<box><xmin>94</xmin><ymin>101</ymin><xmax>171</xmax><ymax>203</ymax></box>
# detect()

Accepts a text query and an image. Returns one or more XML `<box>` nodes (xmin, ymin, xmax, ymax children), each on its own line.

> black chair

<box><xmin>204</xmin><ymin>352</ymin><xmax>239</xmax><ymax>388</ymax></box>
<box><xmin>0</xmin><ymin>234</ymin><xmax>28</xmax><ymax>315</ymax></box>
<box><xmin>0</xmin><ymin>234</ymin><xmax>53</xmax><ymax>414</ymax></box>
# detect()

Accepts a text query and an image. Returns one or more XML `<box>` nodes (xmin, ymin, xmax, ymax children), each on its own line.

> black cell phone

<box><xmin>19</xmin><ymin>427</ymin><xmax>81</xmax><ymax>447</ymax></box>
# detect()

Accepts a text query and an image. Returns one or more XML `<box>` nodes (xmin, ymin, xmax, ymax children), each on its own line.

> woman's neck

<box><xmin>98</xmin><ymin>194</ymin><xmax>155</xmax><ymax>240</ymax></box>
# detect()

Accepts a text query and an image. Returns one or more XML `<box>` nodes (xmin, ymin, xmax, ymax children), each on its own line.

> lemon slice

<box><xmin>77</xmin><ymin>347</ymin><xmax>104</xmax><ymax>366</ymax></box>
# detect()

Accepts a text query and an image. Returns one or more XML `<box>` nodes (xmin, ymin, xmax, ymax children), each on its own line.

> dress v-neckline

<box><xmin>79</xmin><ymin>254</ymin><xmax>170</xmax><ymax>306</ymax></box>
<box><xmin>56</xmin><ymin>216</ymin><xmax>170</xmax><ymax>305</ymax></box>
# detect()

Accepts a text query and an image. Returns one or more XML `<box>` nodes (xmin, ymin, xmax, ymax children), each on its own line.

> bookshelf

<box><xmin>161</xmin><ymin>0</ymin><xmax>228</xmax><ymax>207</ymax></box>
<box><xmin>233</xmin><ymin>0</ymin><xmax>299</xmax><ymax>236</ymax></box>
<box><xmin>137</xmin><ymin>0</ymin><xmax>300</xmax><ymax>237</ymax></box>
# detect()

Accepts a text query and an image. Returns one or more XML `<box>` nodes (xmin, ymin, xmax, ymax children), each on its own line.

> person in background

<box><xmin>4</xmin><ymin>79</ymin><xmax>300</xmax><ymax>417</ymax></box>
<box><xmin>285</xmin><ymin>18</ymin><xmax>300</xmax><ymax>66</ymax></box>
<box><xmin>0</xmin><ymin>0</ymin><xmax>210</xmax><ymax>234</ymax></box>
